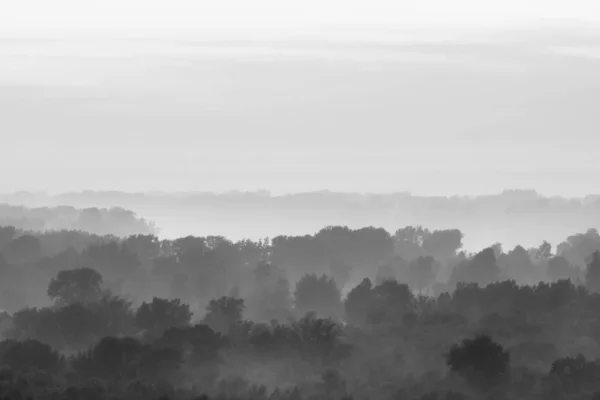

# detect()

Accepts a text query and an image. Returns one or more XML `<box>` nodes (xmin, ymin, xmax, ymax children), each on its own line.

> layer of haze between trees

<box><xmin>3</xmin><ymin>189</ymin><xmax>600</xmax><ymax>251</ymax></box>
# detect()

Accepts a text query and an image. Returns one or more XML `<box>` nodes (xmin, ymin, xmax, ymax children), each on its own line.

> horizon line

<box><xmin>3</xmin><ymin>188</ymin><xmax>600</xmax><ymax>200</ymax></box>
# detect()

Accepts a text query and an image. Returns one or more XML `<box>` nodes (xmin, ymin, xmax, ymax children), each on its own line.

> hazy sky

<box><xmin>2</xmin><ymin>1</ymin><xmax>600</xmax><ymax>197</ymax></box>
<box><xmin>3</xmin><ymin>0</ymin><xmax>600</xmax><ymax>32</ymax></box>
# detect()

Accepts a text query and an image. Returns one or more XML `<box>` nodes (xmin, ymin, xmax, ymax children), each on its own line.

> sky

<box><xmin>2</xmin><ymin>1</ymin><xmax>600</xmax><ymax>197</ymax></box>
<box><xmin>2</xmin><ymin>0</ymin><xmax>600</xmax><ymax>32</ymax></box>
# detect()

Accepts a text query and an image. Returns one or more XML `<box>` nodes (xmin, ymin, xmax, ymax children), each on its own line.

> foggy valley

<box><xmin>0</xmin><ymin>192</ymin><xmax>600</xmax><ymax>399</ymax></box>
<box><xmin>2</xmin><ymin>4</ymin><xmax>600</xmax><ymax>400</ymax></box>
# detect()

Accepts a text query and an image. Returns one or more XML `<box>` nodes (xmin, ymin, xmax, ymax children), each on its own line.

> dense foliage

<box><xmin>2</xmin><ymin>224</ymin><xmax>600</xmax><ymax>399</ymax></box>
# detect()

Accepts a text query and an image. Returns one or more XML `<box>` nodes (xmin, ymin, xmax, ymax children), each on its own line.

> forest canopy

<box><xmin>0</xmin><ymin>218</ymin><xmax>600</xmax><ymax>399</ymax></box>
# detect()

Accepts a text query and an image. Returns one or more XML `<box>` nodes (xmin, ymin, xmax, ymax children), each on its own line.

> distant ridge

<box><xmin>0</xmin><ymin>202</ymin><xmax>156</xmax><ymax>237</ymax></box>
<box><xmin>1</xmin><ymin>190</ymin><xmax>599</xmax><ymax>252</ymax></box>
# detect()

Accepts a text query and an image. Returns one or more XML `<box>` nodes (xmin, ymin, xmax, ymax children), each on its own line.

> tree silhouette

<box><xmin>72</xmin><ymin>337</ymin><xmax>144</xmax><ymax>380</ymax></box>
<box><xmin>202</xmin><ymin>296</ymin><xmax>245</xmax><ymax>334</ymax></box>
<box><xmin>83</xmin><ymin>241</ymin><xmax>141</xmax><ymax>278</ymax></box>
<box><xmin>294</xmin><ymin>274</ymin><xmax>342</xmax><ymax>319</ymax></box>
<box><xmin>344</xmin><ymin>278</ymin><xmax>374</xmax><ymax>326</ymax></box>
<box><xmin>503</xmin><ymin>245</ymin><xmax>536</xmax><ymax>284</ymax></box>
<box><xmin>558</xmin><ymin>229</ymin><xmax>600</xmax><ymax>268</ymax></box>
<box><xmin>446</xmin><ymin>334</ymin><xmax>510</xmax><ymax>389</ymax></box>
<box><xmin>156</xmin><ymin>324</ymin><xmax>225</xmax><ymax>366</ymax></box>
<box><xmin>124</xmin><ymin>234</ymin><xmax>160</xmax><ymax>262</ymax></box>
<box><xmin>135</xmin><ymin>298</ymin><xmax>192</xmax><ymax>340</ymax></box>
<box><xmin>550</xmin><ymin>354</ymin><xmax>600</xmax><ymax>394</ymax></box>
<box><xmin>366</xmin><ymin>280</ymin><xmax>415</xmax><ymax>325</ymax></box>
<box><xmin>292</xmin><ymin>313</ymin><xmax>349</xmax><ymax>364</ymax></box>
<box><xmin>548</xmin><ymin>255</ymin><xmax>578</xmax><ymax>282</ymax></box>
<box><xmin>394</xmin><ymin>226</ymin><xmax>428</xmax><ymax>261</ymax></box>
<box><xmin>450</xmin><ymin>248</ymin><xmax>500</xmax><ymax>287</ymax></box>
<box><xmin>47</xmin><ymin>268</ymin><xmax>104</xmax><ymax>307</ymax></box>
<box><xmin>89</xmin><ymin>295</ymin><xmax>136</xmax><ymax>338</ymax></box>
<box><xmin>536</xmin><ymin>240</ymin><xmax>553</xmax><ymax>262</ymax></box>
<box><xmin>0</xmin><ymin>339</ymin><xmax>64</xmax><ymax>374</ymax></box>
<box><xmin>55</xmin><ymin>303</ymin><xmax>100</xmax><ymax>349</ymax></box>
<box><xmin>4</xmin><ymin>234</ymin><xmax>42</xmax><ymax>263</ymax></box>
<box><xmin>422</xmin><ymin>229</ymin><xmax>463</xmax><ymax>263</ymax></box>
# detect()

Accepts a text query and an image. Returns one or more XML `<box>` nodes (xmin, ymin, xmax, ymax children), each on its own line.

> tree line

<box><xmin>2</xmin><ymin>224</ymin><xmax>600</xmax><ymax>399</ymax></box>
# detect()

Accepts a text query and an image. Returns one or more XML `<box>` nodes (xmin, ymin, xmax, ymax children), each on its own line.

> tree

<box><xmin>47</xmin><ymin>268</ymin><xmax>104</xmax><ymax>307</ymax></box>
<box><xmin>548</xmin><ymin>255</ymin><xmax>578</xmax><ymax>282</ymax></box>
<box><xmin>83</xmin><ymin>241</ymin><xmax>141</xmax><ymax>278</ymax></box>
<box><xmin>72</xmin><ymin>337</ymin><xmax>144</xmax><ymax>380</ymax></box>
<box><xmin>366</xmin><ymin>280</ymin><xmax>415</xmax><ymax>325</ymax></box>
<box><xmin>422</xmin><ymin>229</ymin><xmax>463</xmax><ymax>263</ymax></box>
<box><xmin>394</xmin><ymin>226</ymin><xmax>428</xmax><ymax>261</ymax></box>
<box><xmin>156</xmin><ymin>324</ymin><xmax>225</xmax><ymax>366</ymax></box>
<box><xmin>558</xmin><ymin>229</ymin><xmax>600</xmax><ymax>268</ymax></box>
<box><xmin>294</xmin><ymin>274</ymin><xmax>342</xmax><ymax>319</ymax></box>
<box><xmin>138</xmin><ymin>346</ymin><xmax>183</xmax><ymax>384</ymax></box>
<box><xmin>202</xmin><ymin>296</ymin><xmax>245</xmax><ymax>335</ymax></box>
<box><xmin>135</xmin><ymin>298</ymin><xmax>192</xmax><ymax>340</ymax></box>
<box><xmin>271</xmin><ymin>235</ymin><xmax>327</xmax><ymax>277</ymax></box>
<box><xmin>536</xmin><ymin>241</ymin><xmax>553</xmax><ymax>262</ymax></box>
<box><xmin>86</xmin><ymin>295</ymin><xmax>136</xmax><ymax>340</ymax></box>
<box><xmin>503</xmin><ymin>245</ymin><xmax>536</xmax><ymax>284</ymax></box>
<box><xmin>292</xmin><ymin>313</ymin><xmax>350</xmax><ymax>364</ymax></box>
<box><xmin>549</xmin><ymin>354</ymin><xmax>600</xmax><ymax>394</ymax></box>
<box><xmin>586</xmin><ymin>251</ymin><xmax>600</xmax><ymax>293</ymax></box>
<box><xmin>124</xmin><ymin>234</ymin><xmax>160</xmax><ymax>262</ymax></box>
<box><xmin>55</xmin><ymin>303</ymin><xmax>100</xmax><ymax>349</ymax></box>
<box><xmin>450</xmin><ymin>248</ymin><xmax>500</xmax><ymax>287</ymax></box>
<box><xmin>348</xmin><ymin>227</ymin><xmax>395</xmax><ymax>267</ymax></box>
<box><xmin>446</xmin><ymin>334</ymin><xmax>510</xmax><ymax>389</ymax></box>
<box><xmin>0</xmin><ymin>339</ymin><xmax>64</xmax><ymax>374</ymax></box>
<box><xmin>238</xmin><ymin>238</ymin><xmax>270</xmax><ymax>269</ymax></box>
<box><xmin>344</xmin><ymin>278</ymin><xmax>374</xmax><ymax>326</ymax></box>
<box><xmin>4</xmin><ymin>234</ymin><xmax>42</xmax><ymax>263</ymax></box>
<box><xmin>490</xmin><ymin>242</ymin><xmax>504</xmax><ymax>259</ymax></box>
<box><xmin>38</xmin><ymin>247</ymin><xmax>82</xmax><ymax>277</ymax></box>
<box><xmin>246</xmin><ymin>276</ymin><xmax>293</xmax><ymax>323</ymax></box>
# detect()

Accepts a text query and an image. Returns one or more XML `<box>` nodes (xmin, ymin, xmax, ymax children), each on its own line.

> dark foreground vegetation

<box><xmin>2</xmin><ymin>224</ymin><xmax>600</xmax><ymax>399</ymax></box>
